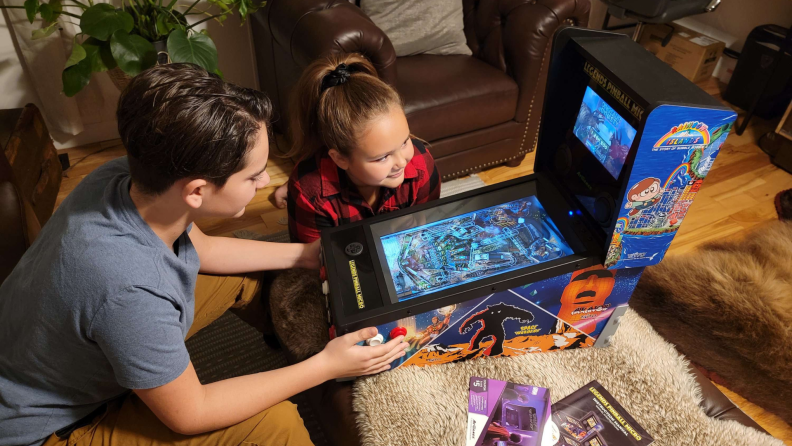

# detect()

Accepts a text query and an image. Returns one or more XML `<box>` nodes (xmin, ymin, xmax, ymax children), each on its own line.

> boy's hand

<box><xmin>316</xmin><ymin>328</ymin><xmax>408</xmax><ymax>379</ymax></box>
<box><xmin>296</xmin><ymin>240</ymin><xmax>321</xmax><ymax>269</ymax></box>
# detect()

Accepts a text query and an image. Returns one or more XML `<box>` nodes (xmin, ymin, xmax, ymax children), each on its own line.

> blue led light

<box><xmin>568</xmin><ymin>211</ymin><xmax>573</xmax><ymax>216</ymax></box>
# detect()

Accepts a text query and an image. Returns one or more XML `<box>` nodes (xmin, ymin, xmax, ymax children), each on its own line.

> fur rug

<box><xmin>630</xmin><ymin>219</ymin><xmax>792</xmax><ymax>424</ymax></box>
<box><xmin>268</xmin><ymin>271</ymin><xmax>782</xmax><ymax>445</ymax></box>
<box><xmin>351</xmin><ymin>309</ymin><xmax>783</xmax><ymax>446</ymax></box>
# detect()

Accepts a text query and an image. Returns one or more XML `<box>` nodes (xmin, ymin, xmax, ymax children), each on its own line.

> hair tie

<box><xmin>320</xmin><ymin>63</ymin><xmax>359</xmax><ymax>92</ymax></box>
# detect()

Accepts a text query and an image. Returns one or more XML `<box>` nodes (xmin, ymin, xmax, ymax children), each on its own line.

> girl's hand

<box><xmin>316</xmin><ymin>328</ymin><xmax>408</xmax><ymax>379</ymax></box>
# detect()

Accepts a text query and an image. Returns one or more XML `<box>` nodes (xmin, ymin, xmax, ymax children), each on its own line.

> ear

<box><xmin>328</xmin><ymin>148</ymin><xmax>350</xmax><ymax>171</ymax></box>
<box><xmin>182</xmin><ymin>178</ymin><xmax>208</xmax><ymax>210</ymax></box>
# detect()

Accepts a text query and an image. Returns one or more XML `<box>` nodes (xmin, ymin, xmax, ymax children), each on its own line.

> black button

<box><xmin>345</xmin><ymin>242</ymin><xmax>364</xmax><ymax>256</ymax></box>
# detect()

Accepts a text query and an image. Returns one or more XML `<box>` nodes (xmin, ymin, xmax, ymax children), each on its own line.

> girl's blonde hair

<box><xmin>286</xmin><ymin>53</ymin><xmax>403</xmax><ymax>161</ymax></box>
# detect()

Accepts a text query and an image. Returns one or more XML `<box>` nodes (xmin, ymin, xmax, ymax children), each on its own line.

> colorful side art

<box><xmin>605</xmin><ymin>105</ymin><xmax>737</xmax><ymax>269</ymax></box>
<box><xmin>374</xmin><ymin>266</ymin><xmax>644</xmax><ymax>369</ymax></box>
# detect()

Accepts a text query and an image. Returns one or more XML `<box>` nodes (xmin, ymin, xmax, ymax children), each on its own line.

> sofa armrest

<box><xmin>465</xmin><ymin>0</ymin><xmax>589</xmax><ymax>153</ymax></box>
<box><xmin>268</xmin><ymin>0</ymin><xmax>397</xmax><ymax>85</ymax></box>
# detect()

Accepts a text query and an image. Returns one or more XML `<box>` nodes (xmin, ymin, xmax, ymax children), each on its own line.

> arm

<box><xmin>135</xmin><ymin>328</ymin><xmax>408</xmax><ymax>435</ymax></box>
<box><xmin>287</xmin><ymin>180</ymin><xmax>336</xmax><ymax>244</ymax></box>
<box><xmin>189</xmin><ymin>224</ymin><xmax>320</xmax><ymax>274</ymax></box>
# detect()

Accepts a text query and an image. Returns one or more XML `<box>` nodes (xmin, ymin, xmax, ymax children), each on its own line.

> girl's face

<box><xmin>329</xmin><ymin>105</ymin><xmax>414</xmax><ymax>190</ymax></box>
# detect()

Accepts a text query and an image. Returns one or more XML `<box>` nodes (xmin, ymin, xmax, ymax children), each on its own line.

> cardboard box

<box><xmin>639</xmin><ymin>23</ymin><xmax>726</xmax><ymax>83</ymax></box>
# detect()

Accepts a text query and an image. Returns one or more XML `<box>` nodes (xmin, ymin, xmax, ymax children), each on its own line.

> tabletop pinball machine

<box><xmin>318</xmin><ymin>27</ymin><xmax>737</xmax><ymax>371</ymax></box>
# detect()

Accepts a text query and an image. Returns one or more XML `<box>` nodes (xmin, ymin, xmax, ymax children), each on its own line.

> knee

<box><xmin>248</xmin><ymin>401</ymin><xmax>311</xmax><ymax>445</ymax></box>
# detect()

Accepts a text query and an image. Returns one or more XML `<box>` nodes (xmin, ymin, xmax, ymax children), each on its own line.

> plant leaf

<box><xmin>167</xmin><ymin>29</ymin><xmax>217</xmax><ymax>73</ymax></box>
<box><xmin>62</xmin><ymin>59</ymin><xmax>92</xmax><ymax>97</ymax></box>
<box><xmin>64</xmin><ymin>42</ymin><xmax>86</xmax><ymax>68</ymax></box>
<box><xmin>206</xmin><ymin>0</ymin><xmax>230</xmax><ymax>12</ymax></box>
<box><xmin>31</xmin><ymin>21</ymin><xmax>59</xmax><ymax>40</ymax></box>
<box><xmin>24</xmin><ymin>0</ymin><xmax>39</xmax><ymax>24</ymax></box>
<box><xmin>238</xmin><ymin>0</ymin><xmax>247</xmax><ymax>21</ymax></box>
<box><xmin>110</xmin><ymin>29</ymin><xmax>157</xmax><ymax>76</ymax></box>
<box><xmin>214</xmin><ymin>67</ymin><xmax>223</xmax><ymax>78</ymax></box>
<box><xmin>83</xmin><ymin>37</ymin><xmax>116</xmax><ymax>71</ymax></box>
<box><xmin>80</xmin><ymin>4</ymin><xmax>134</xmax><ymax>41</ymax></box>
<box><xmin>39</xmin><ymin>0</ymin><xmax>61</xmax><ymax>22</ymax></box>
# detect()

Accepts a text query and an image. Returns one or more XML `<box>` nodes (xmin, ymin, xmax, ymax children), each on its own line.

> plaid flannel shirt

<box><xmin>287</xmin><ymin>139</ymin><xmax>441</xmax><ymax>243</ymax></box>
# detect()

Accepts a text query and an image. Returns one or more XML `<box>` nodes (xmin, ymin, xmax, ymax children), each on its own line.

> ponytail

<box><xmin>286</xmin><ymin>53</ymin><xmax>402</xmax><ymax>161</ymax></box>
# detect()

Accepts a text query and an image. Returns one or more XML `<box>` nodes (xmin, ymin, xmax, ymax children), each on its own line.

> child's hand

<box><xmin>316</xmin><ymin>328</ymin><xmax>408</xmax><ymax>379</ymax></box>
<box><xmin>273</xmin><ymin>183</ymin><xmax>288</xmax><ymax>209</ymax></box>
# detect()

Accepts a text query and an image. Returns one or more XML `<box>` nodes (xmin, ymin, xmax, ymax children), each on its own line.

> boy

<box><xmin>0</xmin><ymin>64</ymin><xmax>407</xmax><ymax>446</ymax></box>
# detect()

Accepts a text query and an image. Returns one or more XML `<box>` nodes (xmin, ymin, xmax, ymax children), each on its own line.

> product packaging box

<box><xmin>551</xmin><ymin>381</ymin><xmax>653</xmax><ymax>446</ymax></box>
<box><xmin>639</xmin><ymin>23</ymin><xmax>725</xmax><ymax>83</ymax></box>
<box><xmin>467</xmin><ymin>377</ymin><xmax>552</xmax><ymax>446</ymax></box>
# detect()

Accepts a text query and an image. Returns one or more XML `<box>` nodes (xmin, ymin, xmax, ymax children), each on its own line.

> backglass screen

<box><xmin>572</xmin><ymin>86</ymin><xmax>637</xmax><ymax>179</ymax></box>
<box><xmin>378</xmin><ymin>196</ymin><xmax>574</xmax><ymax>302</ymax></box>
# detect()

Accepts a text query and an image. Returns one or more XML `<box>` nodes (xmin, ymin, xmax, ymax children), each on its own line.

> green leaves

<box><xmin>62</xmin><ymin>59</ymin><xmax>91</xmax><ymax>97</ymax></box>
<box><xmin>24</xmin><ymin>0</ymin><xmax>39</xmax><ymax>23</ymax></box>
<box><xmin>64</xmin><ymin>42</ymin><xmax>86</xmax><ymax>68</ymax></box>
<box><xmin>110</xmin><ymin>29</ymin><xmax>156</xmax><ymax>76</ymax></box>
<box><xmin>80</xmin><ymin>4</ymin><xmax>133</xmax><ymax>41</ymax></box>
<box><xmin>60</xmin><ymin>36</ymin><xmax>119</xmax><ymax>96</ymax></box>
<box><xmin>31</xmin><ymin>22</ymin><xmax>59</xmax><ymax>40</ymax></box>
<box><xmin>167</xmin><ymin>28</ymin><xmax>217</xmax><ymax>73</ymax></box>
<box><xmin>83</xmin><ymin>37</ymin><xmax>116</xmax><ymax>72</ymax></box>
<box><xmin>38</xmin><ymin>0</ymin><xmax>61</xmax><ymax>22</ymax></box>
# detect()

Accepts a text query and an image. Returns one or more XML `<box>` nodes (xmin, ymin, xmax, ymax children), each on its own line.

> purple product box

<box><xmin>467</xmin><ymin>377</ymin><xmax>552</xmax><ymax>446</ymax></box>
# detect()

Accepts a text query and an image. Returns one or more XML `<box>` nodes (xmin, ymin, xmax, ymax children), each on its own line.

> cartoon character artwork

<box><xmin>459</xmin><ymin>303</ymin><xmax>535</xmax><ymax>356</ymax></box>
<box><xmin>623</xmin><ymin>177</ymin><xmax>663</xmax><ymax>217</ymax></box>
<box><xmin>373</xmin><ymin>267</ymin><xmax>642</xmax><ymax>369</ymax></box>
<box><xmin>556</xmin><ymin>266</ymin><xmax>616</xmax><ymax>334</ymax></box>
<box><xmin>406</xmin><ymin>310</ymin><xmax>453</xmax><ymax>351</ymax></box>
<box><xmin>605</xmin><ymin>106</ymin><xmax>737</xmax><ymax>269</ymax></box>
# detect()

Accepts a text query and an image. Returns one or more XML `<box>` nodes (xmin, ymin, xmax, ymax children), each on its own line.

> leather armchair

<box><xmin>0</xmin><ymin>151</ymin><xmax>40</xmax><ymax>285</ymax></box>
<box><xmin>250</xmin><ymin>0</ymin><xmax>591</xmax><ymax>180</ymax></box>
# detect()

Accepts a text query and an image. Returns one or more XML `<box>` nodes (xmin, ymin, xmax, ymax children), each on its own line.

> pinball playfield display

<box><xmin>318</xmin><ymin>27</ymin><xmax>737</xmax><ymax>370</ymax></box>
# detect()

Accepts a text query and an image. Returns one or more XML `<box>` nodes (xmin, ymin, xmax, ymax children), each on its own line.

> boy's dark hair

<box><xmin>117</xmin><ymin>63</ymin><xmax>272</xmax><ymax>195</ymax></box>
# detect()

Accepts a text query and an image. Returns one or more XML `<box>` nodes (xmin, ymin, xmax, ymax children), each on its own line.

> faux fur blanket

<box><xmin>631</xmin><ymin>220</ymin><xmax>792</xmax><ymax>424</ymax></box>
<box><xmin>351</xmin><ymin>309</ymin><xmax>783</xmax><ymax>446</ymax></box>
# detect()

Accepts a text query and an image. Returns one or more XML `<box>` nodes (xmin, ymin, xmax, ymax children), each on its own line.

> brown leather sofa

<box><xmin>250</xmin><ymin>0</ymin><xmax>591</xmax><ymax>180</ymax></box>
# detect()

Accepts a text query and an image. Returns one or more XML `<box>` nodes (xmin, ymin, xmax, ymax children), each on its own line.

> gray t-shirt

<box><xmin>0</xmin><ymin>157</ymin><xmax>199</xmax><ymax>446</ymax></box>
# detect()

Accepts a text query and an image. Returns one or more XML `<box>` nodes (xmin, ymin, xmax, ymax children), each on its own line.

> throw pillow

<box><xmin>360</xmin><ymin>0</ymin><xmax>472</xmax><ymax>57</ymax></box>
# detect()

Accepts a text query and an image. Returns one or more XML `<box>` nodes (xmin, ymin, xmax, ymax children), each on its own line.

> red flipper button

<box><xmin>389</xmin><ymin>326</ymin><xmax>407</xmax><ymax>339</ymax></box>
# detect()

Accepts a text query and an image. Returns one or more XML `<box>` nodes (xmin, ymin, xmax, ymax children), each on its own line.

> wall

<box><xmin>0</xmin><ymin>11</ymin><xmax>41</xmax><ymax>113</ymax></box>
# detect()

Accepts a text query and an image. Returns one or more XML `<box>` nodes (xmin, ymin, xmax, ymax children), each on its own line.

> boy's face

<box><xmin>201</xmin><ymin>128</ymin><xmax>270</xmax><ymax>218</ymax></box>
<box><xmin>331</xmin><ymin>105</ymin><xmax>414</xmax><ymax>190</ymax></box>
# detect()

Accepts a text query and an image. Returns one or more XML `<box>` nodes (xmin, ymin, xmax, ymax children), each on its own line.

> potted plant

<box><xmin>1</xmin><ymin>0</ymin><xmax>260</xmax><ymax>96</ymax></box>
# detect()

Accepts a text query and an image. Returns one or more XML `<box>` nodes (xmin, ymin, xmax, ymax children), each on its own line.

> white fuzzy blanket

<box><xmin>352</xmin><ymin>309</ymin><xmax>782</xmax><ymax>446</ymax></box>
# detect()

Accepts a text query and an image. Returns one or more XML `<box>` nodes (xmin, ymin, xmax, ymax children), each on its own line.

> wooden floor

<box><xmin>57</xmin><ymin>78</ymin><xmax>792</xmax><ymax>444</ymax></box>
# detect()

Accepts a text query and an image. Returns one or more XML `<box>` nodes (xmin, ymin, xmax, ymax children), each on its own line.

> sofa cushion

<box><xmin>360</xmin><ymin>0</ymin><xmax>471</xmax><ymax>57</ymax></box>
<box><xmin>396</xmin><ymin>54</ymin><xmax>518</xmax><ymax>142</ymax></box>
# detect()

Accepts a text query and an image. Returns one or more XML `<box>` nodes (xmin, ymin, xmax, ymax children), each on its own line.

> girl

<box><xmin>275</xmin><ymin>54</ymin><xmax>441</xmax><ymax>243</ymax></box>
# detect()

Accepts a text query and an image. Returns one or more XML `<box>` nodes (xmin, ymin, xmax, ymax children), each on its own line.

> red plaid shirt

<box><xmin>288</xmin><ymin>139</ymin><xmax>441</xmax><ymax>243</ymax></box>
